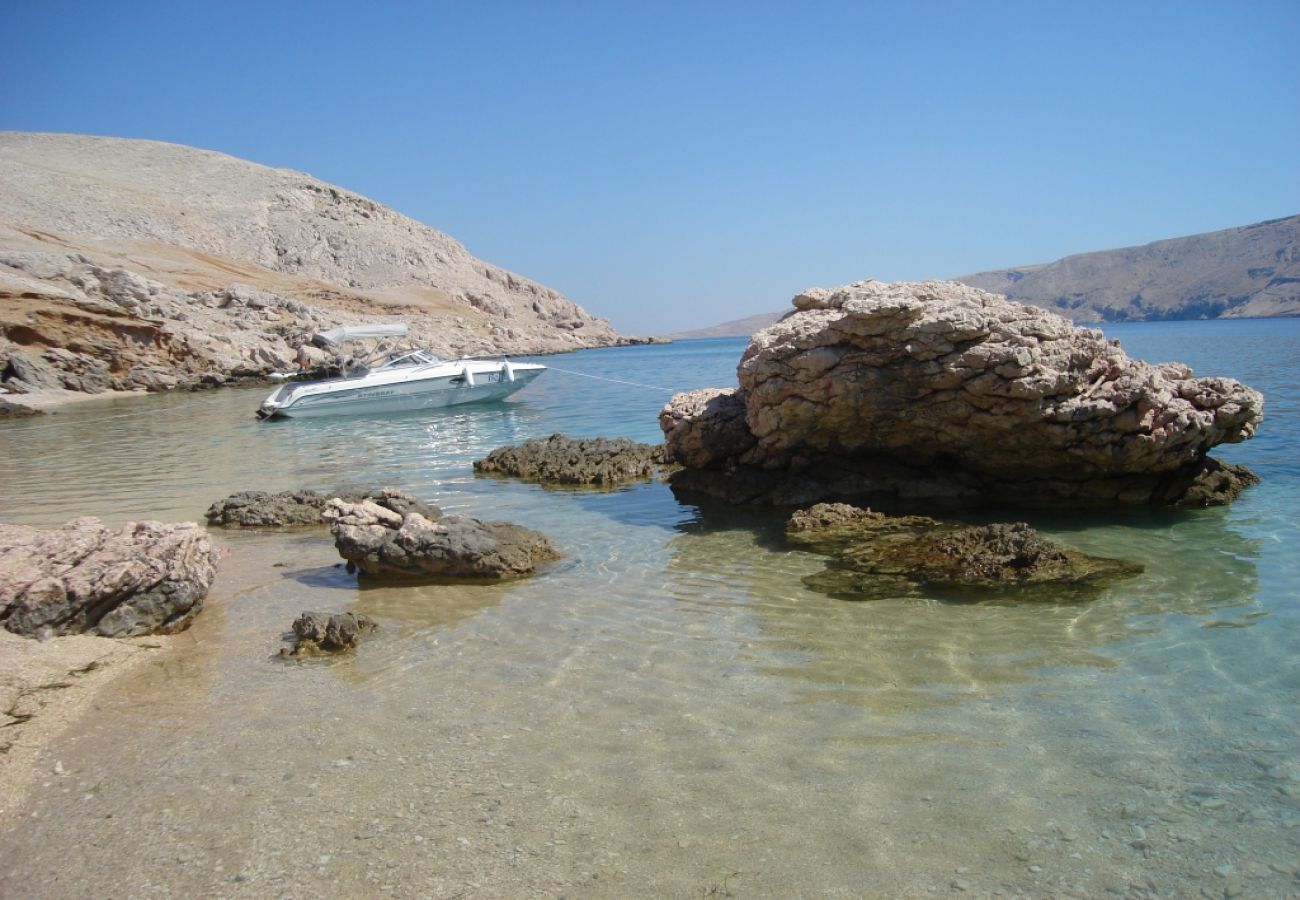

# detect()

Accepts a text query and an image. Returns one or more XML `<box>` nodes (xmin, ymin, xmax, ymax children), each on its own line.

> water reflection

<box><xmin>661</xmin><ymin>501</ymin><xmax>1261</xmax><ymax>715</ymax></box>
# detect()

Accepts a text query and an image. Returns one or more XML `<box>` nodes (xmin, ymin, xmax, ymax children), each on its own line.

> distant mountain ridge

<box><xmin>958</xmin><ymin>214</ymin><xmax>1300</xmax><ymax>323</ymax></box>
<box><xmin>671</xmin><ymin>214</ymin><xmax>1300</xmax><ymax>338</ymax></box>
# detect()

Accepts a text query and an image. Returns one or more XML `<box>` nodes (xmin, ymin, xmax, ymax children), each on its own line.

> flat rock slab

<box><xmin>788</xmin><ymin>503</ymin><xmax>1141</xmax><ymax>602</ymax></box>
<box><xmin>206</xmin><ymin>487</ymin><xmax>438</xmax><ymax>528</ymax></box>
<box><xmin>0</xmin><ymin>518</ymin><xmax>217</xmax><ymax>638</ymax></box>
<box><xmin>474</xmin><ymin>433</ymin><xmax>674</xmax><ymax>487</ymax></box>
<box><xmin>324</xmin><ymin>496</ymin><xmax>561</xmax><ymax>581</ymax></box>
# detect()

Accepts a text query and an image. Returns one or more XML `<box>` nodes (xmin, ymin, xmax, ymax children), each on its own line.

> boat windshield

<box><xmin>373</xmin><ymin>349</ymin><xmax>441</xmax><ymax>370</ymax></box>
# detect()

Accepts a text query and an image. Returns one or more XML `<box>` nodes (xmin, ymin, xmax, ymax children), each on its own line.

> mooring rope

<box><xmin>2</xmin><ymin>407</ymin><xmax>158</xmax><ymax>431</ymax></box>
<box><xmin>543</xmin><ymin>365</ymin><xmax>679</xmax><ymax>394</ymax></box>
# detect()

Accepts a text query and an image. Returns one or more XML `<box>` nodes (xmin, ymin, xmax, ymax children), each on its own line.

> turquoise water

<box><xmin>0</xmin><ymin>320</ymin><xmax>1296</xmax><ymax>897</ymax></box>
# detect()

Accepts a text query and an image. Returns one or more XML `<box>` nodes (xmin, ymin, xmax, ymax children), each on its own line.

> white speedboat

<box><xmin>257</xmin><ymin>324</ymin><xmax>545</xmax><ymax>420</ymax></box>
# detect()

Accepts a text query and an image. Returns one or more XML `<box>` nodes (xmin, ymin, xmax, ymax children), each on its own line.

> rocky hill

<box><xmin>671</xmin><ymin>214</ymin><xmax>1300</xmax><ymax>338</ymax></box>
<box><xmin>958</xmin><ymin>214</ymin><xmax>1300</xmax><ymax>322</ymax></box>
<box><xmin>666</xmin><ymin>311</ymin><xmax>784</xmax><ymax>340</ymax></box>
<box><xmin>0</xmin><ymin>132</ymin><xmax>630</xmax><ymax>409</ymax></box>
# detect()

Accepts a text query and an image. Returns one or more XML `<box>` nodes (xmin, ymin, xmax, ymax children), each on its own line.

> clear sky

<box><xmin>3</xmin><ymin>1</ymin><xmax>1298</xmax><ymax>335</ymax></box>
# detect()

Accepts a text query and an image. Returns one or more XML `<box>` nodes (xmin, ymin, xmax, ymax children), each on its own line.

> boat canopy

<box><xmin>312</xmin><ymin>324</ymin><xmax>409</xmax><ymax>348</ymax></box>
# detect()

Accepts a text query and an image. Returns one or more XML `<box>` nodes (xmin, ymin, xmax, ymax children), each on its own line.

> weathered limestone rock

<box><xmin>662</xmin><ymin>280</ymin><xmax>1264</xmax><ymax>507</ymax></box>
<box><xmin>280</xmin><ymin>611</ymin><xmax>377</xmax><ymax>657</ymax></box>
<box><xmin>205</xmin><ymin>487</ymin><xmax>438</xmax><ymax>528</ymax></box>
<box><xmin>787</xmin><ymin>503</ymin><xmax>1141</xmax><ymax>601</ymax></box>
<box><xmin>474</xmin><ymin>433</ymin><xmax>674</xmax><ymax>486</ymax></box>
<box><xmin>657</xmin><ymin>388</ymin><xmax>755</xmax><ymax>470</ymax></box>
<box><xmin>0</xmin><ymin>519</ymin><xmax>217</xmax><ymax>638</ymax></box>
<box><xmin>323</xmin><ymin>495</ymin><xmax>560</xmax><ymax>581</ymax></box>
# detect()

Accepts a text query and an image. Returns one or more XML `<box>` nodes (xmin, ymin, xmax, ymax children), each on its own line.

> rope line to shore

<box><xmin>2</xmin><ymin>408</ymin><xmax>157</xmax><ymax>431</ymax></box>
<box><xmin>544</xmin><ymin>365</ymin><xmax>679</xmax><ymax>394</ymax></box>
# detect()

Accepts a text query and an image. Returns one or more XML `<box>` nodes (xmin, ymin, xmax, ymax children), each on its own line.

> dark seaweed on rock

<box><xmin>789</xmin><ymin>503</ymin><xmax>1141</xmax><ymax>603</ymax></box>
<box><xmin>474</xmin><ymin>432</ymin><xmax>675</xmax><ymax>487</ymax></box>
<box><xmin>280</xmin><ymin>611</ymin><xmax>377</xmax><ymax>657</ymax></box>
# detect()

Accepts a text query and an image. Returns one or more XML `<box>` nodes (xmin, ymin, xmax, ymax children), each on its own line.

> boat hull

<box><xmin>260</xmin><ymin>366</ymin><xmax>543</xmax><ymax>419</ymax></box>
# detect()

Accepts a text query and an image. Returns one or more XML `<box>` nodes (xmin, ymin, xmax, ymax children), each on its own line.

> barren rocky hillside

<box><xmin>672</xmin><ymin>215</ymin><xmax>1300</xmax><ymax>338</ymax></box>
<box><xmin>958</xmin><ymin>214</ymin><xmax>1300</xmax><ymax>322</ymax></box>
<box><xmin>0</xmin><ymin>132</ymin><xmax>630</xmax><ymax>410</ymax></box>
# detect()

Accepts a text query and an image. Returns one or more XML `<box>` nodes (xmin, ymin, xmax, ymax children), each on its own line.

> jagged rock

<box><xmin>0</xmin><ymin>519</ymin><xmax>217</xmax><ymax>638</ymax></box>
<box><xmin>662</xmin><ymin>280</ymin><xmax>1264</xmax><ymax>507</ymax></box>
<box><xmin>323</xmin><ymin>497</ymin><xmax>560</xmax><ymax>581</ymax></box>
<box><xmin>474</xmin><ymin>433</ymin><xmax>674</xmax><ymax>486</ymax></box>
<box><xmin>281</xmin><ymin>611</ymin><xmax>377</xmax><ymax>657</ymax></box>
<box><xmin>205</xmin><ymin>487</ymin><xmax>438</xmax><ymax>528</ymax></box>
<box><xmin>657</xmin><ymin>388</ymin><xmax>755</xmax><ymax>470</ymax></box>
<box><xmin>787</xmin><ymin>503</ymin><xmax>1141</xmax><ymax>601</ymax></box>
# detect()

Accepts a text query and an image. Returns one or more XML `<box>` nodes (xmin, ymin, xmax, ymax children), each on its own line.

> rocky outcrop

<box><xmin>206</xmin><ymin>488</ymin><xmax>438</xmax><ymax>528</ymax></box>
<box><xmin>323</xmin><ymin>494</ymin><xmax>560</xmax><ymax>581</ymax></box>
<box><xmin>0</xmin><ymin>132</ymin><xmax>637</xmax><ymax>402</ymax></box>
<box><xmin>0</xmin><ymin>519</ymin><xmax>217</xmax><ymax>638</ymax></box>
<box><xmin>280</xmin><ymin>611</ymin><xmax>377</xmax><ymax>657</ymax></box>
<box><xmin>787</xmin><ymin>503</ymin><xmax>1141</xmax><ymax>601</ymax></box>
<box><xmin>661</xmin><ymin>280</ymin><xmax>1263</xmax><ymax>507</ymax></box>
<box><xmin>474</xmin><ymin>433</ymin><xmax>674</xmax><ymax>487</ymax></box>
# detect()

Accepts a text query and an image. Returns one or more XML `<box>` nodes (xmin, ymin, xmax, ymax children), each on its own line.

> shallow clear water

<box><xmin>0</xmin><ymin>323</ymin><xmax>1297</xmax><ymax>897</ymax></box>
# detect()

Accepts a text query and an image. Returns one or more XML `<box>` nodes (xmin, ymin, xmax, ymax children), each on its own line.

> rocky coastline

<box><xmin>0</xmin><ymin>132</ymin><xmax>651</xmax><ymax>416</ymax></box>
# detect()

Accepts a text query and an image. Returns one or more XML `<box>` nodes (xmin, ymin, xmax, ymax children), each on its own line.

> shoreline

<box><xmin>0</xmin><ymin>629</ymin><xmax>176</xmax><ymax>819</ymax></box>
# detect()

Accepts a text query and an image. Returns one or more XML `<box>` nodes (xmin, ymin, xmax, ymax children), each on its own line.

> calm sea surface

<box><xmin>0</xmin><ymin>319</ymin><xmax>1297</xmax><ymax>897</ymax></box>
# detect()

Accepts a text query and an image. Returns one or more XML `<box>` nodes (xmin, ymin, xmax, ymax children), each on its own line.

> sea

<box><xmin>0</xmin><ymin>318</ymin><xmax>1296</xmax><ymax>897</ymax></box>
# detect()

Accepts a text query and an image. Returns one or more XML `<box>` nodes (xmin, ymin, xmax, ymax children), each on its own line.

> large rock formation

<box><xmin>323</xmin><ymin>493</ymin><xmax>560</xmax><ymax>580</ymax></box>
<box><xmin>0</xmin><ymin>519</ymin><xmax>217</xmax><ymax>638</ymax></box>
<box><xmin>0</xmin><ymin>132</ymin><xmax>635</xmax><ymax>403</ymax></box>
<box><xmin>661</xmin><ymin>280</ymin><xmax>1263</xmax><ymax>507</ymax></box>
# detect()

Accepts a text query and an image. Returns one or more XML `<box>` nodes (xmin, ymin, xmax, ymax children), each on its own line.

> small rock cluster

<box><xmin>474</xmin><ymin>433</ymin><xmax>674</xmax><ymax>486</ymax></box>
<box><xmin>205</xmin><ymin>487</ymin><xmax>438</xmax><ymax>528</ymax></box>
<box><xmin>280</xmin><ymin>611</ymin><xmax>377</xmax><ymax>657</ymax></box>
<box><xmin>0</xmin><ymin>519</ymin><xmax>217</xmax><ymax>638</ymax></box>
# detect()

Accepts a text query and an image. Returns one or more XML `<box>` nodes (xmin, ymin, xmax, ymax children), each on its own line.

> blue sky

<box><xmin>3</xmin><ymin>1</ymin><xmax>1298</xmax><ymax>335</ymax></box>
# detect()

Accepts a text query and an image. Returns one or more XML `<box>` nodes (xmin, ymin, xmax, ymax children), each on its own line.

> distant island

<box><xmin>671</xmin><ymin>214</ymin><xmax>1300</xmax><ymax>338</ymax></box>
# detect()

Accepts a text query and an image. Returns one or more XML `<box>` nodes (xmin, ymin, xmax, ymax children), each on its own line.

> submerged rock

<box><xmin>323</xmin><ymin>495</ymin><xmax>560</xmax><ymax>581</ymax></box>
<box><xmin>788</xmin><ymin>503</ymin><xmax>1141</xmax><ymax>601</ymax></box>
<box><xmin>281</xmin><ymin>611</ymin><xmax>377</xmax><ymax>657</ymax></box>
<box><xmin>474</xmin><ymin>433</ymin><xmax>674</xmax><ymax>486</ymax></box>
<box><xmin>661</xmin><ymin>280</ymin><xmax>1263</xmax><ymax>507</ymax></box>
<box><xmin>205</xmin><ymin>487</ymin><xmax>438</xmax><ymax>528</ymax></box>
<box><xmin>0</xmin><ymin>518</ymin><xmax>217</xmax><ymax>637</ymax></box>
